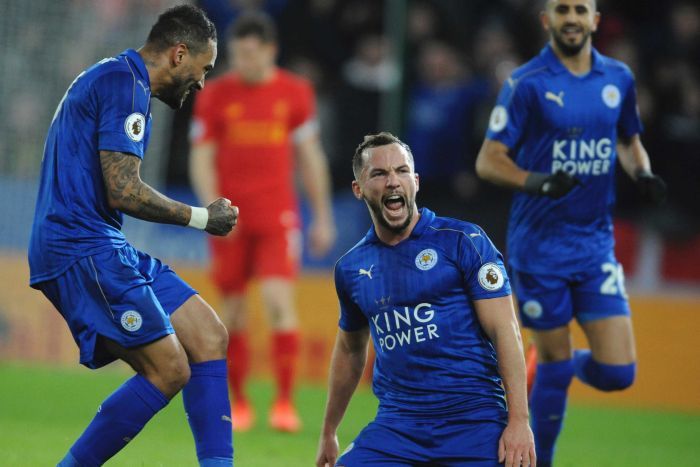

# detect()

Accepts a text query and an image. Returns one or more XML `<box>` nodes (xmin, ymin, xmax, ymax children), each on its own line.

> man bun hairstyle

<box><xmin>147</xmin><ymin>4</ymin><xmax>217</xmax><ymax>54</ymax></box>
<box><xmin>227</xmin><ymin>10</ymin><xmax>278</xmax><ymax>44</ymax></box>
<box><xmin>352</xmin><ymin>132</ymin><xmax>414</xmax><ymax>180</ymax></box>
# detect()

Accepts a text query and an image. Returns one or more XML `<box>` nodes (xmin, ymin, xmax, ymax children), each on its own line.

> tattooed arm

<box><xmin>100</xmin><ymin>150</ymin><xmax>191</xmax><ymax>225</ymax></box>
<box><xmin>100</xmin><ymin>150</ymin><xmax>237</xmax><ymax>235</ymax></box>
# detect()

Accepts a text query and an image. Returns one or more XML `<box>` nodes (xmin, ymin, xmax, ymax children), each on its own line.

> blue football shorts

<box><xmin>37</xmin><ymin>244</ymin><xmax>197</xmax><ymax>369</ymax></box>
<box><xmin>336</xmin><ymin>418</ymin><xmax>505</xmax><ymax>466</ymax></box>
<box><xmin>510</xmin><ymin>254</ymin><xmax>631</xmax><ymax>330</ymax></box>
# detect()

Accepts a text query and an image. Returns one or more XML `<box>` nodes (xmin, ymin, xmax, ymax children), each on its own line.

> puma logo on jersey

<box><xmin>359</xmin><ymin>265</ymin><xmax>374</xmax><ymax>279</ymax></box>
<box><xmin>469</xmin><ymin>233</ymin><xmax>481</xmax><ymax>238</ymax></box>
<box><xmin>545</xmin><ymin>91</ymin><xmax>564</xmax><ymax>107</ymax></box>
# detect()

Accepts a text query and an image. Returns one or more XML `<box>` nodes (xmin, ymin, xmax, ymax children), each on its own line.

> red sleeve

<box><xmin>289</xmin><ymin>78</ymin><xmax>316</xmax><ymax>131</ymax></box>
<box><xmin>191</xmin><ymin>82</ymin><xmax>222</xmax><ymax>144</ymax></box>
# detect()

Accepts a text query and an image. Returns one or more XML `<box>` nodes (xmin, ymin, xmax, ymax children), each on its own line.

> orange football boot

<box><xmin>231</xmin><ymin>400</ymin><xmax>255</xmax><ymax>432</ymax></box>
<box><xmin>269</xmin><ymin>399</ymin><xmax>301</xmax><ymax>433</ymax></box>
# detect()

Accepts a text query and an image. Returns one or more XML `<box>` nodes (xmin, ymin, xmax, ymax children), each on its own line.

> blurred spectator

<box><xmin>404</xmin><ymin>40</ymin><xmax>489</xmax><ymax>216</ymax></box>
<box><xmin>332</xmin><ymin>33</ymin><xmax>399</xmax><ymax>188</ymax></box>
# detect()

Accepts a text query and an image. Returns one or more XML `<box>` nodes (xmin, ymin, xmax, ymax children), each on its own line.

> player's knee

<box><xmin>587</xmin><ymin>360</ymin><xmax>637</xmax><ymax>391</ymax></box>
<box><xmin>209</xmin><ymin>319</ymin><xmax>230</xmax><ymax>355</ymax></box>
<box><xmin>166</xmin><ymin>359</ymin><xmax>192</xmax><ymax>392</ymax></box>
<box><xmin>151</xmin><ymin>354</ymin><xmax>191</xmax><ymax>394</ymax></box>
<box><xmin>598</xmin><ymin>362</ymin><xmax>636</xmax><ymax>391</ymax></box>
<box><xmin>198</xmin><ymin>318</ymin><xmax>230</xmax><ymax>359</ymax></box>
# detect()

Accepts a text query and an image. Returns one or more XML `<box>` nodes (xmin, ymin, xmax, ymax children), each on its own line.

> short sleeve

<box><xmin>335</xmin><ymin>263</ymin><xmax>368</xmax><ymax>331</ymax></box>
<box><xmin>618</xmin><ymin>73</ymin><xmax>643</xmax><ymax>138</ymax></box>
<box><xmin>96</xmin><ymin>70</ymin><xmax>149</xmax><ymax>158</ymax></box>
<box><xmin>485</xmin><ymin>76</ymin><xmax>532</xmax><ymax>150</ymax></box>
<box><xmin>289</xmin><ymin>79</ymin><xmax>318</xmax><ymax>143</ymax></box>
<box><xmin>460</xmin><ymin>227</ymin><xmax>512</xmax><ymax>301</ymax></box>
<box><xmin>191</xmin><ymin>83</ymin><xmax>223</xmax><ymax>144</ymax></box>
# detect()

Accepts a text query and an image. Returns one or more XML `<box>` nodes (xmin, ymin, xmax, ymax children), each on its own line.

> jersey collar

<box><xmin>541</xmin><ymin>44</ymin><xmax>605</xmax><ymax>76</ymax></box>
<box><xmin>364</xmin><ymin>207</ymin><xmax>435</xmax><ymax>244</ymax></box>
<box><xmin>123</xmin><ymin>49</ymin><xmax>150</xmax><ymax>86</ymax></box>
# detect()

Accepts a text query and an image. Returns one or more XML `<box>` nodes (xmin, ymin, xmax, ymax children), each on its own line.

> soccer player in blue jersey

<box><xmin>28</xmin><ymin>5</ymin><xmax>238</xmax><ymax>466</ymax></box>
<box><xmin>475</xmin><ymin>1</ymin><xmax>666</xmax><ymax>465</ymax></box>
<box><xmin>316</xmin><ymin>132</ymin><xmax>535</xmax><ymax>467</ymax></box>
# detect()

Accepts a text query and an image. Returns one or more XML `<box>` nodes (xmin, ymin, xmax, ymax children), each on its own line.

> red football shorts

<box><xmin>209</xmin><ymin>225</ymin><xmax>301</xmax><ymax>294</ymax></box>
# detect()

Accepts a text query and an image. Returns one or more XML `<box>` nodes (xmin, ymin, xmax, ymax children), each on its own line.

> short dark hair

<box><xmin>352</xmin><ymin>132</ymin><xmax>414</xmax><ymax>179</ymax></box>
<box><xmin>146</xmin><ymin>5</ymin><xmax>217</xmax><ymax>54</ymax></box>
<box><xmin>544</xmin><ymin>0</ymin><xmax>597</xmax><ymax>10</ymax></box>
<box><xmin>227</xmin><ymin>11</ymin><xmax>278</xmax><ymax>43</ymax></box>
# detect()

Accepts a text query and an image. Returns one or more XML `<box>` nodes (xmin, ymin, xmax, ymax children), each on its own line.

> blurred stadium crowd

<box><xmin>1</xmin><ymin>0</ymin><xmax>698</xmax><ymax>286</ymax></box>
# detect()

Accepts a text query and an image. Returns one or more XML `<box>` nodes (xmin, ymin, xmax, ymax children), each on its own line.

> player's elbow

<box><xmin>475</xmin><ymin>149</ymin><xmax>495</xmax><ymax>182</ymax></box>
<box><xmin>105</xmin><ymin>191</ymin><xmax>124</xmax><ymax>211</ymax></box>
<box><xmin>103</xmin><ymin>184</ymin><xmax>135</xmax><ymax>212</ymax></box>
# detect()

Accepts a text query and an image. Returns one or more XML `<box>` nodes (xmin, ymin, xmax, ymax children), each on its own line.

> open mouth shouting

<box><xmin>382</xmin><ymin>193</ymin><xmax>407</xmax><ymax>221</ymax></box>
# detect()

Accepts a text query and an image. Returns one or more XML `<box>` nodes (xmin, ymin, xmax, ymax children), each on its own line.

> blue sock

<box><xmin>65</xmin><ymin>374</ymin><xmax>169</xmax><ymax>466</ymax></box>
<box><xmin>182</xmin><ymin>359</ymin><xmax>233</xmax><ymax>465</ymax></box>
<box><xmin>57</xmin><ymin>450</ymin><xmax>81</xmax><ymax>467</ymax></box>
<box><xmin>529</xmin><ymin>359</ymin><xmax>575</xmax><ymax>465</ymax></box>
<box><xmin>573</xmin><ymin>349</ymin><xmax>636</xmax><ymax>391</ymax></box>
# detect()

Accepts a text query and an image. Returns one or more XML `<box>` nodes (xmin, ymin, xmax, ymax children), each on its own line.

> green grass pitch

<box><xmin>0</xmin><ymin>363</ymin><xmax>698</xmax><ymax>466</ymax></box>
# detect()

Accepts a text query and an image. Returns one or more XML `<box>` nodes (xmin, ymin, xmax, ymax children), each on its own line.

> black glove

<box><xmin>524</xmin><ymin>170</ymin><xmax>580</xmax><ymax>199</ymax></box>
<box><xmin>635</xmin><ymin>169</ymin><xmax>667</xmax><ymax>205</ymax></box>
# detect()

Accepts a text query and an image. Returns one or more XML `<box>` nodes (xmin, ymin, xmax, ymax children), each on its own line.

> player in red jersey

<box><xmin>190</xmin><ymin>11</ymin><xmax>336</xmax><ymax>433</ymax></box>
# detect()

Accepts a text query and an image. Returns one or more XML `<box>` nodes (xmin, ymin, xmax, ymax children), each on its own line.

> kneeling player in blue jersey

<box><xmin>29</xmin><ymin>6</ymin><xmax>238</xmax><ymax>466</ymax></box>
<box><xmin>475</xmin><ymin>1</ymin><xmax>666</xmax><ymax>466</ymax></box>
<box><xmin>316</xmin><ymin>132</ymin><xmax>535</xmax><ymax>467</ymax></box>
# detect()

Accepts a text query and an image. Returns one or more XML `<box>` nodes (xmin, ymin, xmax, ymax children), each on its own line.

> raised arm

<box><xmin>296</xmin><ymin>135</ymin><xmax>336</xmax><ymax>257</ymax></box>
<box><xmin>100</xmin><ymin>150</ymin><xmax>237</xmax><ymax>235</ymax></box>
<box><xmin>474</xmin><ymin>295</ymin><xmax>536</xmax><ymax>467</ymax></box>
<box><xmin>316</xmin><ymin>327</ymin><xmax>370</xmax><ymax>467</ymax></box>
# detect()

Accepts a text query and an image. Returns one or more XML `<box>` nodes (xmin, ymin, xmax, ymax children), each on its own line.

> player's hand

<box><xmin>205</xmin><ymin>198</ymin><xmax>238</xmax><ymax>236</ymax></box>
<box><xmin>498</xmin><ymin>418</ymin><xmax>536</xmax><ymax>467</ymax></box>
<box><xmin>308</xmin><ymin>218</ymin><xmax>336</xmax><ymax>258</ymax></box>
<box><xmin>524</xmin><ymin>170</ymin><xmax>580</xmax><ymax>199</ymax></box>
<box><xmin>315</xmin><ymin>432</ymin><xmax>340</xmax><ymax>467</ymax></box>
<box><xmin>635</xmin><ymin>169</ymin><xmax>667</xmax><ymax>205</ymax></box>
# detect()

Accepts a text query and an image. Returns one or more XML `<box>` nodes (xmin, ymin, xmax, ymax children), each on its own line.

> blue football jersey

<box><xmin>29</xmin><ymin>49</ymin><xmax>153</xmax><ymax>285</ymax></box>
<box><xmin>486</xmin><ymin>45</ymin><xmax>643</xmax><ymax>274</ymax></box>
<box><xmin>335</xmin><ymin>208</ymin><xmax>511</xmax><ymax>421</ymax></box>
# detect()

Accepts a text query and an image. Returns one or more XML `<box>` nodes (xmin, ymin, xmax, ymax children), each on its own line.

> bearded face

<box><xmin>159</xmin><ymin>72</ymin><xmax>199</xmax><ymax>109</ymax></box>
<box><xmin>544</xmin><ymin>1</ymin><xmax>598</xmax><ymax>57</ymax></box>
<box><xmin>353</xmin><ymin>143</ymin><xmax>420</xmax><ymax>238</ymax></box>
<box><xmin>550</xmin><ymin>20</ymin><xmax>592</xmax><ymax>56</ymax></box>
<box><xmin>156</xmin><ymin>40</ymin><xmax>216</xmax><ymax>109</ymax></box>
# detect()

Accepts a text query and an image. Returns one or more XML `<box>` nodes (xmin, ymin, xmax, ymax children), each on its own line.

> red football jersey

<box><xmin>192</xmin><ymin>69</ymin><xmax>316</xmax><ymax>230</ymax></box>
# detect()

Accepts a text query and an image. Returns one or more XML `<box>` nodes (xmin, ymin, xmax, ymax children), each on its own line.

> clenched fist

<box><xmin>206</xmin><ymin>198</ymin><xmax>238</xmax><ymax>236</ymax></box>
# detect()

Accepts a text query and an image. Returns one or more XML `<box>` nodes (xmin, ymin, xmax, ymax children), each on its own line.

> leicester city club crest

<box><xmin>121</xmin><ymin>310</ymin><xmax>143</xmax><ymax>332</ymax></box>
<box><xmin>602</xmin><ymin>84</ymin><xmax>621</xmax><ymax>109</ymax></box>
<box><xmin>522</xmin><ymin>300</ymin><xmax>543</xmax><ymax>319</ymax></box>
<box><xmin>415</xmin><ymin>249</ymin><xmax>438</xmax><ymax>271</ymax></box>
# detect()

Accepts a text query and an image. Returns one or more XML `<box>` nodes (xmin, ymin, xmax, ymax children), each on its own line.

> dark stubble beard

<box><xmin>367</xmin><ymin>198</ymin><xmax>414</xmax><ymax>234</ymax></box>
<box><xmin>551</xmin><ymin>28</ymin><xmax>591</xmax><ymax>57</ymax></box>
<box><xmin>158</xmin><ymin>74</ymin><xmax>193</xmax><ymax>109</ymax></box>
